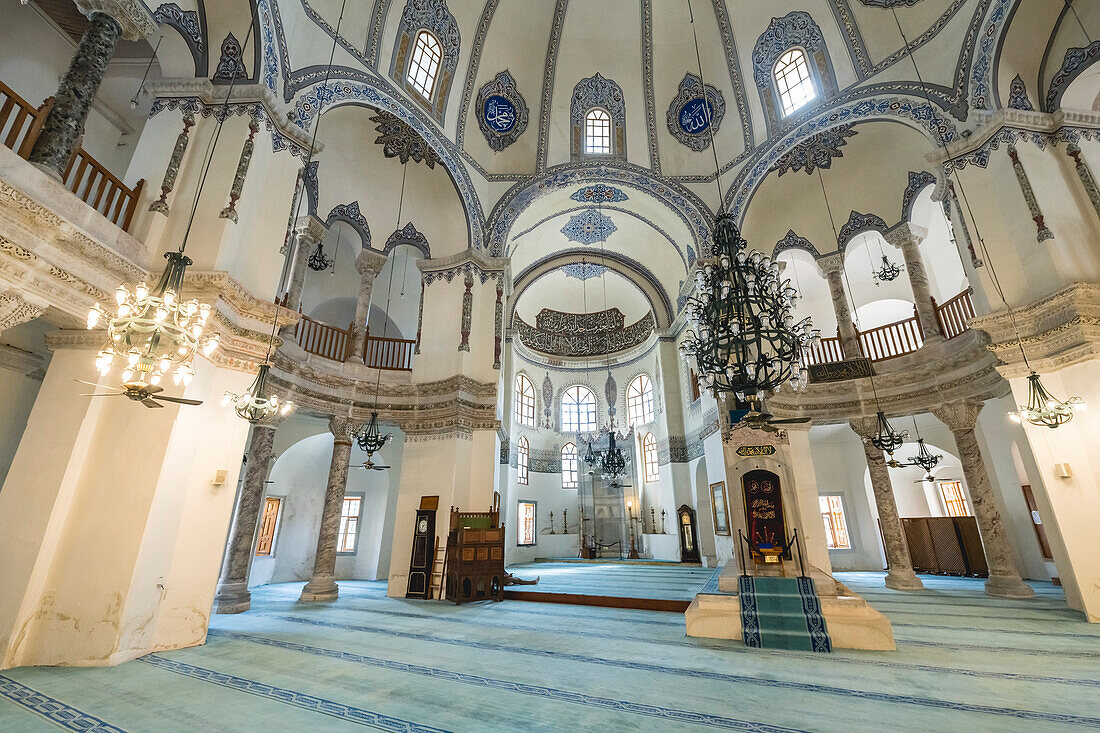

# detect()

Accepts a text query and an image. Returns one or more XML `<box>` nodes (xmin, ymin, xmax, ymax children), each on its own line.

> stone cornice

<box><xmin>143</xmin><ymin>79</ymin><xmax>320</xmax><ymax>153</ymax></box>
<box><xmin>768</xmin><ymin>330</ymin><xmax>1009</xmax><ymax>424</ymax></box>
<box><xmin>928</xmin><ymin>108</ymin><xmax>1100</xmax><ymax>164</ymax></box>
<box><xmin>968</xmin><ymin>283</ymin><xmax>1100</xmax><ymax>378</ymax></box>
<box><xmin>418</xmin><ymin>247</ymin><xmax>510</xmax><ymax>281</ymax></box>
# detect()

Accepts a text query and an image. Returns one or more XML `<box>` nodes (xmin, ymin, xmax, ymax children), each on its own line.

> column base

<box><xmin>985</xmin><ymin>573</ymin><xmax>1035</xmax><ymax>599</ymax></box>
<box><xmin>213</xmin><ymin>581</ymin><xmax>251</xmax><ymax>614</ymax></box>
<box><xmin>299</xmin><ymin>576</ymin><xmax>339</xmax><ymax>602</ymax></box>
<box><xmin>884</xmin><ymin>569</ymin><xmax>925</xmax><ymax>591</ymax></box>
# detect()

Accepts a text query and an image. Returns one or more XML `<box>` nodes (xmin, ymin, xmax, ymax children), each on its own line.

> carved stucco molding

<box><xmin>74</xmin><ymin>0</ymin><xmax>157</xmax><ymax>41</ymax></box>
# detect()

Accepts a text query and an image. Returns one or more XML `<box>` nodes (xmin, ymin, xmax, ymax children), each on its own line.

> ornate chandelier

<box><xmin>869</xmin><ymin>410</ymin><xmax>907</xmax><ymax>456</ymax></box>
<box><xmin>307</xmin><ymin>242</ymin><xmax>333</xmax><ymax>272</ymax></box>
<box><xmin>873</xmin><ymin>253</ymin><xmax>902</xmax><ymax>283</ymax></box>
<box><xmin>222</xmin><ymin>363</ymin><xmax>293</xmax><ymax>423</ymax></box>
<box><xmin>1009</xmin><ymin>372</ymin><xmax>1086</xmax><ymax>429</ymax></box>
<box><xmin>680</xmin><ymin>214</ymin><xmax>817</xmax><ymax>402</ymax></box>
<box><xmin>88</xmin><ymin>251</ymin><xmax>218</xmax><ymax>386</ymax></box>
<box><xmin>901</xmin><ymin>417</ymin><xmax>941</xmax><ymax>472</ymax></box>
<box><xmin>355</xmin><ymin>412</ymin><xmax>392</xmax><ymax>458</ymax></box>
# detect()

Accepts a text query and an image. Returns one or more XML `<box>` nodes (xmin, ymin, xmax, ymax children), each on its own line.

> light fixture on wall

<box><xmin>678</xmin><ymin>0</ymin><xmax>815</xmax><ymax>411</ymax></box>
<box><xmin>889</xmin><ymin>8</ymin><xmax>1085</xmax><ymax>428</ymax></box>
<box><xmin>1009</xmin><ymin>372</ymin><xmax>1085</xmax><ymax>429</ymax></box>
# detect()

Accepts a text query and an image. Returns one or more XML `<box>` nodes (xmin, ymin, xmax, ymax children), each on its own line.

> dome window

<box><xmin>561</xmin><ymin>385</ymin><xmax>597</xmax><ymax>432</ymax></box>
<box><xmin>407</xmin><ymin>30</ymin><xmax>442</xmax><ymax>101</ymax></box>
<box><xmin>773</xmin><ymin>48</ymin><xmax>816</xmax><ymax>116</ymax></box>
<box><xmin>584</xmin><ymin>108</ymin><xmax>612</xmax><ymax>155</ymax></box>
<box><xmin>561</xmin><ymin>442</ymin><xmax>579</xmax><ymax>489</ymax></box>
<box><xmin>514</xmin><ymin>374</ymin><xmax>536</xmax><ymax>427</ymax></box>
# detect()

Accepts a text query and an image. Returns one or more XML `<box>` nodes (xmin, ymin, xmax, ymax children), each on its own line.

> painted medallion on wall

<box><xmin>667</xmin><ymin>73</ymin><xmax>726</xmax><ymax>151</ymax></box>
<box><xmin>476</xmin><ymin>70</ymin><xmax>529</xmax><ymax>151</ymax></box>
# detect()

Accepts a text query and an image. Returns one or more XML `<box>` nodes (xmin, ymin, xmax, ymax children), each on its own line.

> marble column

<box><xmin>213</xmin><ymin>416</ymin><xmax>283</xmax><ymax>614</ymax></box>
<box><xmin>281</xmin><ymin>216</ymin><xmax>328</xmax><ymax>328</ymax></box>
<box><xmin>851</xmin><ymin>418</ymin><xmax>925</xmax><ymax>591</ymax></box>
<box><xmin>818</xmin><ymin>253</ymin><xmax>862</xmax><ymax>359</ymax></box>
<box><xmin>300</xmin><ymin>416</ymin><xmax>355</xmax><ymax>602</ymax></box>
<box><xmin>885</xmin><ymin>224</ymin><xmax>941</xmax><ymax>343</ymax></box>
<box><xmin>351</xmin><ymin>249</ymin><xmax>388</xmax><ymax>362</ymax></box>
<box><xmin>932</xmin><ymin>401</ymin><xmax>1035</xmax><ymax>599</ymax></box>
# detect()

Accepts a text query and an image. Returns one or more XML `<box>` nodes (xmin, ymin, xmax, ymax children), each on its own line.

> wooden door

<box><xmin>677</xmin><ymin>505</ymin><xmax>701</xmax><ymax>562</ymax></box>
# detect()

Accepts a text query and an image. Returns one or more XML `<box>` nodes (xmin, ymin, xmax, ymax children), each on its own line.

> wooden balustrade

<box><xmin>0</xmin><ymin>78</ymin><xmax>143</xmax><ymax>232</ymax></box>
<box><xmin>295</xmin><ymin>313</ymin><xmax>353</xmax><ymax>362</ymax></box>
<box><xmin>363</xmin><ymin>333</ymin><xmax>416</xmax><ymax>371</ymax></box>
<box><xmin>800</xmin><ymin>335</ymin><xmax>844</xmax><ymax>367</ymax></box>
<box><xmin>858</xmin><ymin>309</ymin><xmax>924</xmax><ymax>362</ymax></box>
<box><xmin>934</xmin><ymin>288</ymin><xmax>975</xmax><ymax>340</ymax></box>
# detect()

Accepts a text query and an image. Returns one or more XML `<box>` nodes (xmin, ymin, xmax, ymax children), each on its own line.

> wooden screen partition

<box><xmin>0</xmin><ymin>79</ymin><xmax>143</xmax><ymax>232</ymax></box>
<box><xmin>901</xmin><ymin>517</ymin><xmax>988</xmax><ymax>577</ymax></box>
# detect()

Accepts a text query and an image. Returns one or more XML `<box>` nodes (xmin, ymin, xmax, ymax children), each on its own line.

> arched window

<box><xmin>561</xmin><ymin>385</ymin><xmax>597</xmax><ymax>433</ymax></box>
<box><xmin>626</xmin><ymin>375</ymin><xmax>655</xmax><ymax>426</ymax></box>
<box><xmin>407</xmin><ymin>30</ymin><xmax>442</xmax><ymax>101</ymax></box>
<box><xmin>517</xmin><ymin>436</ymin><xmax>529</xmax><ymax>485</ymax></box>
<box><xmin>773</xmin><ymin>48</ymin><xmax>816</xmax><ymax>116</ymax></box>
<box><xmin>642</xmin><ymin>433</ymin><xmax>659</xmax><ymax>483</ymax></box>
<box><xmin>561</xmin><ymin>442</ymin><xmax>579</xmax><ymax>489</ymax></box>
<box><xmin>514</xmin><ymin>374</ymin><xmax>536</xmax><ymax>427</ymax></box>
<box><xmin>584</xmin><ymin>108</ymin><xmax>612</xmax><ymax>155</ymax></box>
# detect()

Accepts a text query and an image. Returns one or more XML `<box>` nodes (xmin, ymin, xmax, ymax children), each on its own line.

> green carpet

<box><xmin>739</xmin><ymin>576</ymin><xmax>832</xmax><ymax>652</ymax></box>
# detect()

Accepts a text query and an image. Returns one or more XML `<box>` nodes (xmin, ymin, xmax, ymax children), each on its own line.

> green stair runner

<box><xmin>738</xmin><ymin>575</ymin><xmax>832</xmax><ymax>652</ymax></box>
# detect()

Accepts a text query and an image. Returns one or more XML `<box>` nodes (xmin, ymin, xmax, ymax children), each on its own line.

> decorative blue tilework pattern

<box><xmin>901</xmin><ymin>171</ymin><xmax>937</xmax><ymax>221</ymax></box>
<box><xmin>738</xmin><ymin>575</ymin><xmax>762</xmax><ymax>648</ymax></box>
<box><xmin>561</xmin><ymin>208</ymin><xmax>617</xmax><ymax>245</ymax></box>
<box><xmin>326</xmin><ymin>201</ymin><xmax>371</xmax><ymax>249</ymax></box>
<box><xmin>560</xmin><ymin>262</ymin><xmax>608</xmax><ymax>281</ymax></box>
<box><xmin>141</xmin><ymin>655</ymin><xmax>445</xmax><ymax>733</ymax></box>
<box><xmin>570</xmin><ymin>184</ymin><xmax>628</xmax><ymax>203</ymax></box>
<box><xmin>796</xmin><ymin>577</ymin><xmax>833</xmax><ymax>653</ymax></box>
<box><xmin>0</xmin><ymin>675</ymin><xmax>128</xmax><ymax>732</ymax></box>
<box><xmin>667</xmin><ymin>73</ymin><xmax>726</xmax><ymax>151</ymax></box>
<box><xmin>1007</xmin><ymin>74</ymin><xmax>1035</xmax><ymax>111</ymax></box>
<box><xmin>1045</xmin><ymin>41</ymin><xmax>1100</xmax><ymax>112</ymax></box>
<box><xmin>569</xmin><ymin>73</ymin><xmax>626</xmax><ymax>126</ymax></box>
<box><xmin>771</xmin><ymin>125</ymin><xmax>858</xmax><ymax>176</ymax></box>
<box><xmin>773</xmin><ymin>230</ymin><xmax>819</xmax><ymax>257</ymax></box>
<box><xmin>838</xmin><ymin>210</ymin><xmax>889</xmax><ymax>248</ymax></box>
<box><xmin>970</xmin><ymin>0</ymin><xmax>1014</xmax><ymax>110</ymax></box>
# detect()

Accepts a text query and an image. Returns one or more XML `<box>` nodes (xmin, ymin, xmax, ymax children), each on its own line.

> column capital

<box><xmin>884</xmin><ymin>223</ymin><xmax>929</xmax><ymax>248</ymax></box>
<box><xmin>252</xmin><ymin>412</ymin><xmax>287</xmax><ymax>431</ymax></box>
<box><xmin>74</xmin><ymin>0</ymin><xmax>156</xmax><ymax>41</ymax></box>
<box><xmin>0</xmin><ymin>290</ymin><xmax>45</xmax><ymax>333</ymax></box>
<box><xmin>293</xmin><ymin>215</ymin><xmax>329</xmax><ymax>246</ymax></box>
<box><xmin>355</xmin><ymin>248</ymin><xmax>388</xmax><ymax>277</ymax></box>
<box><xmin>328</xmin><ymin>415</ymin><xmax>357</xmax><ymax>443</ymax></box>
<box><xmin>849</xmin><ymin>416</ymin><xmax>886</xmax><ymax>443</ymax></box>
<box><xmin>816</xmin><ymin>252</ymin><xmax>844</xmax><ymax>275</ymax></box>
<box><xmin>932</xmin><ymin>400</ymin><xmax>983</xmax><ymax>432</ymax></box>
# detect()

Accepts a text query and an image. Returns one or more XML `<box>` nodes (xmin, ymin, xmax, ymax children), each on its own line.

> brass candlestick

<box><xmin>548</xmin><ymin>511</ymin><xmax>556</xmax><ymax>534</ymax></box>
<box><xmin>661</xmin><ymin>509</ymin><xmax>667</xmax><ymax>534</ymax></box>
<box><xmin>562</xmin><ymin>508</ymin><xmax>569</xmax><ymax>533</ymax></box>
<box><xmin>650</xmin><ymin>507</ymin><xmax>656</xmax><ymax>535</ymax></box>
<box><xmin>627</xmin><ymin>500</ymin><xmax>641</xmax><ymax>559</ymax></box>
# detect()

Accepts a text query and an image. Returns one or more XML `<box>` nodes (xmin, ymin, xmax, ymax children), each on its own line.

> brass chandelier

<box><xmin>1009</xmin><ymin>372</ymin><xmax>1086</xmax><ymax>429</ymax></box>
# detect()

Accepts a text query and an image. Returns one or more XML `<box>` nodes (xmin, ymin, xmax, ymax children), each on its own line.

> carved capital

<box><xmin>293</xmin><ymin>215</ymin><xmax>329</xmax><ymax>246</ymax></box>
<box><xmin>74</xmin><ymin>0</ymin><xmax>157</xmax><ymax>40</ymax></box>
<box><xmin>328</xmin><ymin>415</ymin><xmax>356</xmax><ymax>443</ymax></box>
<box><xmin>932</xmin><ymin>400</ymin><xmax>983</xmax><ymax>432</ymax></box>
<box><xmin>884</xmin><ymin>223</ymin><xmax>928</xmax><ymax>249</ymax></box>
<box><xmin>816</xmin><ymin>252</ymin><xmax>844</xmax><ymax>275</ymax></box>
<box><xmin>0</xmin><ymin>290</ymin><xmax>44</xmax><ymax>332</ymax></box>
<box><xmin>355</xmin><ymin>248</ymin><xmax>388</xmax><ymax>277</ymax></box>
<box><xmin>848</xmin><ymin>416</ymin><xmax>884</xmax><ymax>442</ymax></box>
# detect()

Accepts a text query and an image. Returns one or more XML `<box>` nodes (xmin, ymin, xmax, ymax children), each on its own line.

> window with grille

<box><xmin>254</xmin><ymin>496</ymin><xmax>281</xmax><ymax>556</ymax></box>
<box><xmin>561</xmin><ymin>442</ymin><xmax>578</xmax><ymax>489</ymax></box>
<box><xmin>819</xmin><ymin>495</ymin><xmax>851</xmax><ymax>549</ymax></box>
<box><xmin>774</xmin><ymin>48</ymin><xmax>816</xmax><ymax>116</ymax></box>
<box><xmin>337</xmin><ymin>495</ymin><xmax>363</xmax><ymax>554</ymax></box>
<box><xmin>561</xmin><ymin>385</ymin><xmax>597</xmax><ymax>433</ymax></box>
<box><xmin>517</xmin><ymin>436</ymin><xmax>529</xmax><ymax>486</ymax></box>
<box><xmin>406</xmin><ymin>30</ymin><xmax>442</xmax><ymax>101</ymax></box>
<box><xmin>642</xmin><ymin>433</ymin><xmax>659</xmax><ymax>483</ymax></box>
<box><xmin>584</xmin><ymin>108</ymin><xmax>612</xmax><ymax>154</ymax></box>
<box><xmin>518</xmin><ymin>501</ymin><xmax>536</xmax><ymax>546</ymax></box>
<box><xmin>514</xmin><ymin>374</ymin><xmax>536</xmax><ymax>427</ymax></box>
<box><xmin>626</xmin><ymin>375</ymin><xmax>655</xmax><ymax>426</ymax></box>
<box><xmin>939</xmin><ymin>481</ymin><xmax>971</xmax><ymax>517</ymax></box>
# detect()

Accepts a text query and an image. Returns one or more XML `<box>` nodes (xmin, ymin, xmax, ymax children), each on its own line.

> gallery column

<box><xmin>818</xmin><ymin>253</ymin><xmax>862</xmax><ymax>359</ymax></box>
<box><xmin>281</xmin><ymin>216</ymin><xmax>328</xmax><ymax>320</ymax></box>
<box><xmin>27</xmin><ymin>1</ymin><xmax>154</xmax><ymax>178</ymax></box>
<box><xmin>213</xmin><ymin>415</ymin><xmax>284</xmax><ymax>614</ymax></box>
<box><xmin>300</xmin><ymin>416</ymin><xmax>355</xmax><ymax>602</ymax></box>
<box><xmin>351</xmin><ymin>249</ymin><xmax>388</xmax><ymax>362</ymax></box>
<box><xmin>885</xmin><ymin>224</ymin><xmax>941</xmax><ymax>343</ymax></box>
<box><xmin>932</xmin><ymin>401</ymin><xmax>1035</xmax><ymax>599</ymax></box>
<box><xmin>850</xmin><ymin>417</ymin><xmax>925</xmax><ymax>591</ymax></box>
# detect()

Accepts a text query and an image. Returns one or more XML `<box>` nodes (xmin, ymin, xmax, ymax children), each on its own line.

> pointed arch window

<box><xmin>561</xmin><ymin>385</ymin><xmax>597</xmax><ymax>433</ymax></box>
<box><xmin>774</xmin><ymin>48</ymin><xmax>816</xmax><ymax>116</ymax></box>
<box><xmin>626</xmin><ymin>375</ymin><xmax>655</xmax><ymax>426</ymax></box>
<box><xmin>517</xmin><ymin>436</ymin><xmax>529</xmax><ymax>485</ymax></box>
<box><xmin>561</xmin><ymin>442</ymin><xmax>579</xmax><ymax>489</ymax></box>
<box><xmin>584</xmin><ymin>108</ymin><xmax>612</xmax><ymax>155</ymax></box>
<box><xmin>514</xmin><ymin>374</ymin><xmax>536</xmax><ymax>427</ymax></box>
<box><xmin>407</xmin><ymin>30</ymin><xmax>442</xmax><ymax>101</ymax></box>
<box><xmin>642</xmin><ymin>433</ymin><xmax>659</xmax><ymax>483</ymax></box>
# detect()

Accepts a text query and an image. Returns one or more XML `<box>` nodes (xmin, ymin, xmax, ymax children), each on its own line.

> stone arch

<box><xmin>326</xmin><ymin>202</ymin><xmax>371</xmax><ymax>249</ymax></box>
<box><xmin>901</xmin><ymin>171</ymin><xmax>938</xmax><ymax>224</ymax></box>
<box><xmin>384</xmin><ymin>222</ymin><xmax>432</xmax><ymax>259</ymax></box>
<box><xmin>837</xmin><ymin>211</ymin><xmax>889</xmax><ymax>252</ymax></box>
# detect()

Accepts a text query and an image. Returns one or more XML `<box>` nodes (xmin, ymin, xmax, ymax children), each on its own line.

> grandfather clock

<box><xmin>406</xmin><ymin>495</ymin><xmax>439</xmax><ymax>599</ymax></box>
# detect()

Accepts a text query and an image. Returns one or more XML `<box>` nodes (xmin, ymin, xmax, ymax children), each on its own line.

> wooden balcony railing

<box><xmin>0</xmin><ymin>79</ymin><xmax>143</xmax><ymax>232</ymax></box>
<box><xmin>288</xmin><ymin>305</ymin><xmax>414</xmax><ymax>371</ymax></box>
<box><xmin>858</xmin><ymin>309</ymin><xmax>924</xmax><ymax>362</ymax></box>
<box><xmin>800</xmin><ymin>335</ymin><xmax>844</xmax><ymax>367</ymax></box>
<box><xmin>934</xmin><ymin>288</ymin><xmax>975</xmax><ymax>340</ymax></box>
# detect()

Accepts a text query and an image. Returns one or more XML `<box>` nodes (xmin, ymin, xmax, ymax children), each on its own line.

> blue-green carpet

<box><xmin>0</xmin><ymin>571</ymin><xmax>1096</xmax><ymax>732</ymax></box>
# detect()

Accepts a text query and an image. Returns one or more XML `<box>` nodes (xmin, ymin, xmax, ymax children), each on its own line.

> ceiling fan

<box><xmin>75</xmin><ymin>380</ymin><xmax>203</xmax><ymax>408</ymax></box>
<box><xmin>730</xmin><ymin>408</ymin><xmax>809</xmax><ymax>433</ymax></box>
<box><xmin>353</xmin><ymin>457</ymin><xmax>391</xmax><ymax>471</ymax></box>
<box><xmin>914</xmin><ymin>473</ymin><xmax>960</xmax><ymax>484</ymax></box>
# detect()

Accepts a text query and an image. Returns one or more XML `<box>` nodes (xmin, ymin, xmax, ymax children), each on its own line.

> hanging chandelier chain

<box><xmin>686</xmin><ymin>0</ymin><xmax>724</xmax><ymax>207</ymax></box>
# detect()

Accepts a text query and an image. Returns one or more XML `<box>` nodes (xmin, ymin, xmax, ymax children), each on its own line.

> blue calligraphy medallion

<box><xmin>483</xmin><ymin>95</ymin><xmax>517</xmax><ymax>133</ymax></box>
<box><xmin>678</xmin><ymin>98</ymin><xmax>712</xmax><ymax>135</ymax></box>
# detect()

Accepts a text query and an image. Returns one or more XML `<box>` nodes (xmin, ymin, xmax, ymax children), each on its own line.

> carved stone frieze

<box><xmin>74</xmin><ymin>0</ymin><xmax>157</xmax><ymax>40</ymax></box>
<box><xmin>0</xmin><ymin>290</ymin><xmax>44</xmax><ymax>332</ymax></box>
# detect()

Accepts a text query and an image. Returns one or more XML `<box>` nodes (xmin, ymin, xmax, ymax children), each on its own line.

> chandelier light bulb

<box><xmin>135</xmin><ymin>283</ymin><xmax>148</xmax><ymax>300</ymax></box>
